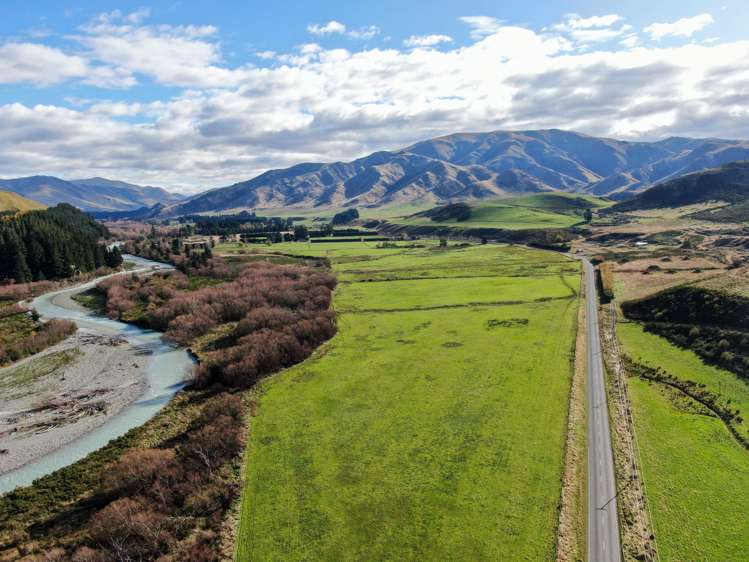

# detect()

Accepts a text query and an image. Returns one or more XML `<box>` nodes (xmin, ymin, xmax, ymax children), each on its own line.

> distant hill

<box><xmin>610</xmin><ymin>161</ymin><xmax>749</xmax><ymax>215</ymax></box>
<box><xmin>162</xmin><ymin>130</ymin><xmax>749</xmax><ymax>215</ymax></box>
<box><xmin>0</xmin><ymin>191</ymin><xmax>46</xmax><ymax>212</ymax></box>
<box><xmin>395</xmin><ymin>192</ymin><xmax>610</xmax><ymax>231</ymax></box>
<box><xmin>0</xmin><ymin>176</ymin><xmax>184</xmax><ymax>213</ymax></box>
<box><xmin>89</xmin><ymin>203</ymin><xmax>166</xmax><ymax>221</ymax></box>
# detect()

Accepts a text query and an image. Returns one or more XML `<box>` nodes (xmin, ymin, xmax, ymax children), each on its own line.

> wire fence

<box><xmin>608</xmin><ymin>300</ymin><xmax>661</xmax><ymax>562</ymax></box>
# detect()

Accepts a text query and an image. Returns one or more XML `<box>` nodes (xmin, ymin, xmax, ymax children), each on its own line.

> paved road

<box><xmin>584</xmin><ymin>259</ymin><xmax>622</xmax><ymax>562</ymax></box>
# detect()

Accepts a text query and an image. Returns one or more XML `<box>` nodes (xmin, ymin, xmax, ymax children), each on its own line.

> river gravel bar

<box><xmin>0</xmin><ymin>331</ymin><xmax>148</xmax><ymax>474</ymax></box>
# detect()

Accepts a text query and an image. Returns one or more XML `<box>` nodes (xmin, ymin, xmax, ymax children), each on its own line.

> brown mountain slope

<box><xmin>157</xmin><ymin>129</ymin><xmax>749</xmax><ymax>214</ymax></box>
<box><xmin>0</xmin><ymin>191</ymin><xmax>46</xmax><ymax>212</ymax></box>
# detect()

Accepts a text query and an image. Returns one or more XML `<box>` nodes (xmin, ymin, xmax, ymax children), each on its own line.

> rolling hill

<box><xmin>0</xmin><ymin>176</ymin><xmax>184</xmax><ymax>213</ymax></box>
<box><xmin>0</xmin><ymin>191</ymin><xmax>46</xmax><ymax>212</ymax></box>
<box><xmin>162</xmin><ymin>130</ymin><xmax>749</xmax><ymax>215</ymax></box>
<box><xmin>396</xmin><ymin>192</ymin><xmax>611</xmax><ymax>230</ymax></box>
<box><xmin>610</xmin><ymin>161</ymin><xmax>749</xmax><ymax>220</ymax></box>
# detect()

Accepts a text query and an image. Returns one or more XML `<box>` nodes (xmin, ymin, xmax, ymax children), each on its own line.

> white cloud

<box><xmin>87</xmin><ymin>100</ymin><xmax>144</xmax><ymax>117</ymax></box>
<box><xmin>347</xmin><ymin>26</ymin><xmax>380</xmax><ymax>40</ymax></box>
<box><xmin>560</xmin><ymin>14</ymin><xmax>623</xmax><ymax>29</ymax></box>
<box><xmin>620</xmin><ymin>34</ymin><xmax>639</xmax><ymax>48</ymax></box>
<box><xmin>1</xmin><ymin>12</ymin><xmax>748</xmax><ymax>191</ymax></box>
<box><xmin>307</xmin><ymin>20</ymin><xmax>347</xmax><ymax>36</ymax></box>
<box><xmin>645</xmin><ymin>13</ymin><xmax>714</xmax><ymax>40</ymax></box>
<box><xmin>403</xmin><ymin>34</ymin><xmax>453</xmax><ymax>48</ymax></box>
<box><xmin>460</xmin><ymin>16</ymin><xmax>504</xmax><ymax>40</ymax></box>
<box><xmin>75</xmin><ymin>14</ymin><xmax>252</xmax><ymax>87</ymax></box>
<box><xmin>553</xmin><ymin>13</ymin><xmax>631</xmax><ymax>45</ymax></box>
<box><xmin>569</xmin><ymin>26</ymin><xmax>632</xmax><ymax>44</ymax></box>
<box><xmin>307</xmin><ymin>21</ymin><xmax>380</xmax><ymax>40</ymax></box>
<box><xmin>125</xmin><ymin>8</ymin><xmax>151</xmax><ymax>24</ymax></box>
<box><xmin>0</xmin><ymin>43</ymin><xmax>88</xmax><ymax>86</ymax></box>
<box><xmin>299</xmin><ymin>43</ymin><xmax>322</xmax><ymax>55</ymax></box>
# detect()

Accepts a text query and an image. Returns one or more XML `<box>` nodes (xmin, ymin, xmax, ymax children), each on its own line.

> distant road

<box><xmin>584</xmin><ymin>259</ymin><xmax>622</xmax><ymax>562</ymax></box>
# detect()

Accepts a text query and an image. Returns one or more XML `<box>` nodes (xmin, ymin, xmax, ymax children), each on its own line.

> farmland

<box><xmin>618</xmin><ymin>321</ymin><xmax>749</xmax><ymax>560</ymax></box>
<box><xmin>389</xmin><ymin>193</ymin><xmax>611</xmax><ymax>230</ymax></box>
<box><xmin>230</xmin><ymin>241</ymin><xmax>582</xmax><ymax>560</ymax></box>
<box><xmin>251</xmin><ymin>193</ymin><xmax>611</xmax><ymax>231</ymax></box>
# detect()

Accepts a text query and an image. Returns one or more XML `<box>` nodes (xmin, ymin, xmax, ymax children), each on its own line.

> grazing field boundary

<box><xmin>338</xmin><ymin>294</ymin><xmax>575</xmax><ymax>314</ymax></box>
<box><xmin>604</xmin><ymin>303</ymin><xmax>659</xmax><ymax>562</ymax></box>
<box><xmin>622</xmin><ymin>355</ymin><xmax>749</xmax><ymax>452</ymax></box>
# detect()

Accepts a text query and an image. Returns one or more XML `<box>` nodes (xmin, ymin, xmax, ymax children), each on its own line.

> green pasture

<box><xmin>235</xmin><ymin>241</ymin><xmax>581</xmax><ymax>561</ymax></box>
<box><xmin>390</xmin><ymin>193</ymin><xmax>611</xmax><ymax>230</ymax></box>
<box><xmin>619</xmin><ymin>321</ymin><xmax>749</xmax><ymax>561</ymax></box>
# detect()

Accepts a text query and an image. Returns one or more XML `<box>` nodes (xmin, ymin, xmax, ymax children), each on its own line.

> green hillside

<box><xmin>396</xmin><ymin>192</ymin><xmax>611</xmax><ymax>230</ymax></box>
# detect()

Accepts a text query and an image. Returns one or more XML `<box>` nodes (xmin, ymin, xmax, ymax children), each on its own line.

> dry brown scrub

<box><xmin>98</xmin><ymin>262</ymin><xmax>337</xmax><ymax>390</ymax></box>
<box><xmin>556</xmin><ymin>279</ymin><xmax>586</xmax><ymax>562</ymax></box>
<box><xmin>601</xmin><ymin>303</ymin><xmax>658</xmax><ymax>562</ymax></box>
<box><xmin>611</xmin><ymin>256</ymin><xmax>726</xmax><ymax>303</ymax></box>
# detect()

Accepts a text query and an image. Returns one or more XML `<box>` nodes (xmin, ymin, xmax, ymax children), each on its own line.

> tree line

<box><xmin>0</xmin><ymin>204</ymin><xmax>122</xmax><ymax>283</ymax></box>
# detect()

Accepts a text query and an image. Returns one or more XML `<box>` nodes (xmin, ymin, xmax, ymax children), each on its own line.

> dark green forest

<box><xmin>0</xmin><ymin>204</ymin><xmax>121</xmax><ymax>282</ymax></box>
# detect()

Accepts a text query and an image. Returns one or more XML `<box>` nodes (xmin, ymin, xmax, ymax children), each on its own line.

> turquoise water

<box><xmin>0</xmin><ymin>256</ymin><xmax>194</xmax><ymax>494</ymax></box>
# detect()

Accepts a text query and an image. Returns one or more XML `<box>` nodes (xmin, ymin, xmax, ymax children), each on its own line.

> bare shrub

<box><xmin>101</xmin><ymin>449</ymin><xmax>176</xmax><ymax>499</ymax></box>
<box><xmin>89</xmin><ymin>497</ymin><xmax>176</xmax><ymax>559</ymax></box>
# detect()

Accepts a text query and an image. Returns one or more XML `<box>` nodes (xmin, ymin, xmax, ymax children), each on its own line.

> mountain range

<box><xmin>0</xmin><ymin>176</ymin><xmax>183</xmax><ymax>212</ymax></box>
<box><xmin>161</xmin><ymin>129</ymin><xmax>749</xmax><ymax>215</ymax></box>
<box><xmin>3</xmin><ymin>130</ymin><xmax>749</xmax><ymax>216</ymax></box>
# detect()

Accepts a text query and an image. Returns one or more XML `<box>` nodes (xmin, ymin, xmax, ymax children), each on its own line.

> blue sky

<box><xmin>0</xmin><ymin>0</ymin><xmax>746</xmax><ymax>190</ymax></box>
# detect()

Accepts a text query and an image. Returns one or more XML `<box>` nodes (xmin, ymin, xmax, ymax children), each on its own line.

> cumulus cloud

<box><xmin>1</xmin><ymin>10</ymin><xmax>747</xmax><ymax>192</ymax></box>
<box><xmin>553</xmin><ymin>13</ymin><xmax>632</xmax><ymax>45</ymax></box>
<box><xmin>460</xmin><ymin>16</ymin><xmax>504</xmax><ymax>40</ymax></box>
<box><xmin>0</xmin><ymin>43</ymin><xmax>88</xmax><ymax>86</ymax></box>
<box><xmin>347</xmin><ymin>26</ymin><xmax>380</xmax><ymax>40</ymax></box>
<box><xmin>645</xmin><ymin>13</ymin><xmax>715</xmax><ymax>40</ymax></box>
<box><xmin>559</xmin><ymin>14</ymin><xmax>623</xmax><ymax>29</ymax></box>
<box><xmin>403</xmin><ymin>34</ymin><xmax>453</xmax><ymax>48</ymax></box>
<box><xmin>620</xmin><ymin>35</ymin><xmax>639</xmax><ymax>48</ymax></box>
<box><xmin>75</xmin><ymin>13</ymin><xmax>252</xmax><ymax>88</ymax></box>
<box><xmin>307</xmin><ymin>20</ymin><xmax>379</xmax><ymax>40</ymax></box>
<box><xmin>307</xmin><ymin>20</ymin><xmax>347</xmax><ymax>35</ymax></box>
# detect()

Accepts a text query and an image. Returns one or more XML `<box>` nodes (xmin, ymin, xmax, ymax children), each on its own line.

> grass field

<box><xmin>233</xmin><ymin>242</ymin><xmax>581</xmax><ymax>560</ymax></box>
<box><xmin>390</xmin><ymin>193</ymin><xmax>611</xmax><ymax>230</ymax></box>
<box><xmin>619</xmin><ymin>321</ymin><xmax>749</xmax><ymax>560</ymax></box>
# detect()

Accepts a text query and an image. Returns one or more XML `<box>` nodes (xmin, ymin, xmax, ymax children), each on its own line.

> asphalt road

<box><xmin>584</xmin><ymin>259</ymin><xmax>622</xmax><ymax>562</ymax></box>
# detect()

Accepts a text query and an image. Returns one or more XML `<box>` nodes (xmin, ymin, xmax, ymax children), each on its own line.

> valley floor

<box><xmin>226</xmin><ymin>242</ymin><xmax>582</xmax><ymax>560</ymax></box>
